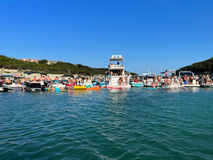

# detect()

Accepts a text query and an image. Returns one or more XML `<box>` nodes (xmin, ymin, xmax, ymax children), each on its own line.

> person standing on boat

<box><xmin>183</xmin><ymin>75</ymin><xmax>188</xmax><ymax>84</ymax></box>
<box><xmin>118</xmin><ymin>78</ymin><xmax>123</xmax><ymax>86</ymax></box>
<box><xmin>195</xmin><ymin>75</ymin><xmax>199</xmax><ymax>85</ymax></box>
<box><xmin>125</xmin><ymin>76</ymin><xmax>128</xmax><ymax>86</ymax></box>
<box><xmin>164</xmin><ymin>77</ymin><xmax>168</xmax><ymax>86</ymax></box>
<box><xmin>20</xmin><ymin>77</ymin><xmax>26</xmax><ymax>90</ymax></box>
<box><xmin>157</xmin><ymin>75</ymin><xmax>161</xmax><ymax>85</ymax></box>
<box><xmin>68</xmin><ymin>78</ymin><xmax>72</xmax><ymax>84</ymax></box>
<box><xmin>32</xmin><ymin>76</ymin><xmax>37</xmax><ymax>82</ymax></box>
<box><xmin>173</xmin><ymin>75</ymin><xmax>178</xmax><ymax>84</ymax></box>
<box><xmin>54</xmin><ymin>76</ymin><xmax>59</xmax><ymax>83</ymax></box>
<box><xmin>179</xmin><ymin>77</ymin><xmax>183</xmax><ymax>86</ymax></box>
<box><xmin>47</xmin><ymin>76</ymin><xmax>52</xmax><ymax>86</ymax></box>
<box><xmin>5</xmin><ymin>78</ymin><xmax>11</xmax><ymax>85</ymax></box>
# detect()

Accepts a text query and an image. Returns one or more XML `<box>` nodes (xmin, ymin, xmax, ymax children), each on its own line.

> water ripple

<box><xmin>0</xmin><ymin>89</ymin><xmax>213</xmax><ymax>159</ymax></box>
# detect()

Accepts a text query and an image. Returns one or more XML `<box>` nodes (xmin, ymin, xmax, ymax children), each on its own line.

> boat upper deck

<box><xmin>109</xmin><ymin>55</ymin><xmax>124</xmax><ymax>70</ymax></box>
<box><xmin>108</xmin><ymin>64</ymin><xmax>124</xmax><ymax>70</ymax></box>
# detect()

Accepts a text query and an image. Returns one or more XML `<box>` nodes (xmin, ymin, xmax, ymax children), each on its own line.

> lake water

<box><xmin>0</xmin><ymin>88</ymin><xmax>213</xmax><ymax>160</ymax></box>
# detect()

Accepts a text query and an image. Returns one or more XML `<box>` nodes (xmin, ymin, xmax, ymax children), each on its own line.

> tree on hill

<box><xmin>0</xmin><ymin>55</ymin><xmax>107</xmax><ymax>75</ymax></box>
<box><xmin>177</xmin><ymin>57</ymin><xmax>213</xmax><ymax>74</ymax></box>
<box><xmin>39</xmin><ymin>59</ymin><xmax>48</xmax><ymax>64</ymax></box>
<box><xmin>0</xmin><ymin>55</ymin><xmax>137</xmax><ymax>75</ymax></box>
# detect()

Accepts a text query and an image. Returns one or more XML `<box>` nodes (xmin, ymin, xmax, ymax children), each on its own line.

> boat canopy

<box><xmin>179</xmin><ymin>71</ymin><xmax>195</xmax><ymax>78</ymax></box>
<box><xmin>1</xmin><ymin>75</ymin><xmax>13</xmax><ymax>77</ymax></box>
<box><xmin>110</xmin><ymin>55</ymin><xmax>123</xmax><ymax>61</ymax></box>
<box><xmin>109</xmin><ymin>55</ymin><xmax>124</xmax><ymax>68</ymax></box>
<box><xmin>142</xmin><ymin>73</ymin><xmax>156</xmax><ymax>77</ymax></box>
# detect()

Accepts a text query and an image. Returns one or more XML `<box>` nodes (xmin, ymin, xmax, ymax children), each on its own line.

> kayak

<box><xmin>73</xmin><ymin>86</ymin><xmax>86</xmax><ymax>90</ymax></box>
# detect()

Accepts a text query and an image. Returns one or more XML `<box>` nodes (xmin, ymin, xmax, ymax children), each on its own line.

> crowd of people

<box><xmin>132</xmin><ymin>73</ymin><xmax>213</xmax><ymax>87</ymax></box>
<box><xmin>0</xmin><ymin>75</ymin><xmax>106</xmax><ymax>91</ymax></box>
<box><xmin>0</xmin><ymin>72</ymin><xmax>213</xmax><ymax>91</ymax></box>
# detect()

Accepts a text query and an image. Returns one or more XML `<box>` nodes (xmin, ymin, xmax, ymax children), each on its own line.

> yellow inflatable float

<box><xmin>73</xmin><ymin>86</ymin><xmax>86</xmax><ymax>90</ymax></box>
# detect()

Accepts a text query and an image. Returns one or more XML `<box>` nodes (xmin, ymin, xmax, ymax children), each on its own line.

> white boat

<box><xmin>200</xmin><ymin>83</ymin><xmax>213</xmax><ymax>88</ymax></box>
<box><xmin>0</xmin><ymin>87</ymin><xmax>4</xmax><ymax>92</ymax></box>
<box><xmin>130</xmin><ymin>82</ymin><xmax>144</xmax><ymax>87</ymax></box>
<box><xmin>166</xmin><ymin>83</ymin><xmax>183</xmax><ymax>89</ymax></box>
<box><xmin>142</xmin><ymin>73</ymin><xmax>160</xmax><ymax>88</ymax></box>
<box><xmin>106</xmin><ymin>55</ymin><xmax>131</xmax><ymax>89</ymax></box>
<box><xmin>161</xmin><ymin>69</ymin><xmax>182</xmax><ymax>89</ymax></box>
<box><xmin>0</xmin><ymin>86</ymin><xmax>9</xmax><ymax>92</ymax></box>
<box><xmin>6</xmin><ymin>83</ymin><xmax>23</xmax><ymax>88</ymax></box>
<box><xmin>0</xmin><ymin>83</ymin><xmax>9</xmax><ymax>92</ymax></box>
<box><xmin>25</xmin><ymin>82</ymin><xmax>44</xmax><ymax>92</ymax></box>
<box><xmin>179</xmin><ymin>71</ymin><xmax>200</xmax><ymax>87</ymax></box>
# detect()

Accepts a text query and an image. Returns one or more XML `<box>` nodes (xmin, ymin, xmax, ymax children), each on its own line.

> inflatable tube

<box><xmin>55</xmin><ymin>87</ymin><xmax>61</xmax><ymax>92</ymax></box>
<box><xmin>86</xmin><ymin>87</ymin><xmax>101</xmax><ymax>91</ymax></box>
<box><xmin>73</xmin><ymin>86</ymin><xmax>86</xmax><ymax>90</ymax></box>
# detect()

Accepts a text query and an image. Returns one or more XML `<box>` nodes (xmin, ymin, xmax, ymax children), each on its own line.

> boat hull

<box><xmin>130</xmin><ymin>82</ymin><xmax>144</xmax><ymax>87</ymax></box>
<box><xmin>106</xmin><ymin>85</ymin><xmax>131</xmax><ymax>89</ymax></box>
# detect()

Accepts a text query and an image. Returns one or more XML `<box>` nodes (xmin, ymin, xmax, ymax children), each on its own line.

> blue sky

<box><xmin>0</xmin><ymin>0</ymin><xmax>213</xmax><ymax>74</ymax></box>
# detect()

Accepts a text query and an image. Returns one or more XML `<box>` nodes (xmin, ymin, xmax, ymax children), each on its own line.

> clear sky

<box><xmin>0</xmin><ymin>0</ymin><xmax>213</xmax><ymax>74</ymax></box>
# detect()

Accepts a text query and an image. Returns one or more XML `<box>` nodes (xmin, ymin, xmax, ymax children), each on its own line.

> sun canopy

<box><xmin>110</xmin><ymin>55</ymin><xmax>123</xmax><ymax>61</ymax></box>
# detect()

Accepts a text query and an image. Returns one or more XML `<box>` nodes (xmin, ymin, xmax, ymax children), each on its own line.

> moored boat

<box><xmin>179</xmin><ymin>71</ymin><xmax>200</xmax><ymax>87</ymax></box>
<box><xmin>106</xmin><ymin>55</ymin><xmax>131</xmax><ymax>89</ymax></box>
<box><xmin>200</xmin><ymin>83</ymin><xmax>213</xmax><ymax>88</ymax></box>
<box><xmin>142</xmin><ymin>73</ymin><xmax>161</xmax><ymax>88</ymax></box>
<box><xmin>130</xmin><ymin>82</ymin><xmax>144</xmax><ymax>87</ymax></box>
<box><xmin>25</xmin><ymin>82</ymin><xmax>45</xmax><ymax>92</ymax></box>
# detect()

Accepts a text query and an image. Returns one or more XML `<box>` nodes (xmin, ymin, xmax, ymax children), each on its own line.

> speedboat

<box><xmin>106</xmin><ymin>55</ymin><xmax>131</xmax><ymax>89</ymax></box>
<box><xmin>179</xmin><ymin>71</ymin><xmax>200</xmax><ymax>87</ymax></box>
<box><xmin>0</xmin><ymin>87</ymin><xmax>9</xmax><ymax>92</ymax></box>
<box><xmin>142</xmin><ymin>73</ymin><xmax>160</xmax><ymax>88</ymax></box>
<box><xmin>25</xmin><ymin>82</ymin><xmax>45</xmax><ymax>92</ymax></box>
<box><xmin>2</xmin><ymin>84</ymin><xmax>13</xmax><ymax>91</ymax></box>
<box><xmin>0</xmin><ymin>83</ymin><xmax>10</xmax><ymax>92</ymax></box>
<box><xmin>161</xmin><ymin>69</ymin><xmax>183</xmax><ymax>89</ymax></box>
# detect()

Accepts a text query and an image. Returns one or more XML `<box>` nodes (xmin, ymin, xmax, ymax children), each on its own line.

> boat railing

<box><xmin>109</xmin><ymin>64</ymin><xmax>124</xmax><ymax>69</ymax></box>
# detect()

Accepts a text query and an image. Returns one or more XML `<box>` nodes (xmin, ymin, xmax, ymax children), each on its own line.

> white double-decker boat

<box><xmin>106</xmin><ymin>55</ymin><xmax>131</xmax><ymax>89</ymax></box>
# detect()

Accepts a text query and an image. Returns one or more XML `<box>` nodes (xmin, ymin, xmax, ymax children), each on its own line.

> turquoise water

<box><xmin>0</xmin><ymin>88</ymin><xmax>213</xmax><ymax>160</ymax></box>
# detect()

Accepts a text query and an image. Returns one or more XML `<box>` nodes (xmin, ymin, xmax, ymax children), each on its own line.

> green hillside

<box><xmin>177</xmin><ymin>57</ymin><xmax>213</xmax><ymax>74</ymax></box>
<box><xmin>0</xmin><ymin>55</ymin><xmax>107</xmax><ymax>75</ymax></box>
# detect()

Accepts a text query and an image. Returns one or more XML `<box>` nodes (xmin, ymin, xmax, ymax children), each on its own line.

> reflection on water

<box><xmin>183</xmin><ymin>87</ymin><xmax>200</xmax><ymax>92</ymax></box>
<box><xmin>68</xmin><ymin>90</ymin><xmax>87</xmax><ymax>97</ymax></box>
<box><xmin>107</xmin><ymin>90</ymin><xmax>128</xmax><ymax>102</ymax></box>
